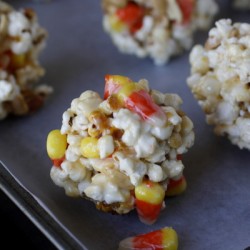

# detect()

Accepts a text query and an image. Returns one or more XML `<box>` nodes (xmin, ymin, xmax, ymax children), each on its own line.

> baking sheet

<box><xmin>1</xmin><ymin>0</ymin><xmax>250</xmax><ymax>249</ymax></box>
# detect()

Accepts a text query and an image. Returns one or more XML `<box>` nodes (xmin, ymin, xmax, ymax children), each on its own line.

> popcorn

<box><xmin>187</xmin><ymin>19</ymin><xmax>250</xmax><ymax>149</ymax></box>
<box><xmin>0</xmin><ymin>1</ymin><xmax>51</xmax><ymax>119</ymax></box>
<box><xmin>47</xmin><ymin>75</ymin><xmax>194</xmax><ymax>223</ymax></box>
<box><xmin>102</xmin><ymin>0</ymin><xmax>218</xmax><ymax>65</ymax></box>
<box><xmin>98</xmin><ymin>135</ymin><xmax>115</xmax><ymax>159</ymax></box>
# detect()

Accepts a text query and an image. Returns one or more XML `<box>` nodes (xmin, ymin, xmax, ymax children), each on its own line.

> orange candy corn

<box><xmin>118</xmin><ymin>227</ymin><xmax>178</xmax><ymax>250</ymax></box>
<box><xmin>135</xmin><ymin>180</ymin><xmax>165</xmax><ymax>225</ymax></box>
<box><xmin>104</xmin><ymin>75</ymin><xmax>166</xmax><ymax>125</ymax></box>
<box><xmin>116</xmin><ymin>2</ymin><xmax>145</xmax><ymax>34</ymax></box>
<box><xmin>166</xmin><ymin>175</ymin><xmax>187</xmax><ymax>197</ymax></box>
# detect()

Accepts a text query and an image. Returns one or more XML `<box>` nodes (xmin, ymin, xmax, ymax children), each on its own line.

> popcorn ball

<box><xmin>0</xmin><ymin>1</ymin><xmax>51</xmax><ymax>119</ymax></box>
<box><xmin>102</xmin><ymin>0</ymin><xmax>218</xmax><ymax>65</ymax></box>
<box><xmin>233</xmin><ymin>0</ymin><xmax>250</xmax><ymax>9</ymax></box>
<box><xmin>187</xmin><ymin>19</ymin><xmax>250</xmax><ymax>150</ymax></box>
<box><xmin>47</xmin><ymin>75</ymin><xmax>194</xmax><ymax>224</ymax></box>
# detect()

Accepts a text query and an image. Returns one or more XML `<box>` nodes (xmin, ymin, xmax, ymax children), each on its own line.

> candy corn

<box><xmin>47</xmin><ymin>129</ymin><xmax>67</xmax><ymax>167</ymax></box>
<box><xmin>104</xmin><ymin>75</ymin><xmax>166</xmax><ymax>125</ymax></box>
<box><xmin>135</xmin><ymin>180</ymin><xmax>165</xmax><ymax>225</ymax></box>
<box><xmin>118</xmin><ymin>227</ymin><xmax>178</xmax><ymax>250</ymax></box>
<box><xmin>116</xmin><ymin>2</ymin><xmax>145</xmax><ymax>34</ymax></box>
<box><xmin>176</xmin><ymin>0</ymin><xmax>195</xmax><ymax>24</ymax></box>
<box><xmin>166</xmin><ymin>175</ymin><xmax>187</xmax><ymax>197</ymax></box>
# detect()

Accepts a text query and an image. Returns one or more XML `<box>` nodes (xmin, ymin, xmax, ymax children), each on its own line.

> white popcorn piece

<box><xmin>84</xmin><ymin>174</ymin><xmax>128</xmax><ymax>204</ymax></box>
<box><xmin>61</xmin><ymin>160</ymin><xmax>87</xmax><ymax>182</ymax></box>
<box><xmin>50</xmin><ymin>166</ymin><xmax>80</xmax><ymax>197</ymax></box>
<box><xmin>147</xmin><ymin>163</ymin><xmax>166</xmax><ymax>182</ymax></box>
<box><xmin>98</xmin><ymin>135</ymin><xmax>115</xmax><ymax>159</ymax></box>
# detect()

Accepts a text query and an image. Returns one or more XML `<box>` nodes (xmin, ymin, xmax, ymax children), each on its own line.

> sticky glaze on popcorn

<box><xmin>0</xmin><ymin>1</ymin><xmax>51</xmax><ymax>119</ymax></box>
<box><xmin>102</xmin><ymin>0</ymin><xmax>218</xmax><ymax>65</ymax></box>
<box><xmin>47</xmin><ymin>75</ymin><xmax>195</xmax><ymax>224</ymax></box>
<box><xmin>188</xmin><ymin>19</ymin><xmax>250</xmax><ymax>149</ymax></box>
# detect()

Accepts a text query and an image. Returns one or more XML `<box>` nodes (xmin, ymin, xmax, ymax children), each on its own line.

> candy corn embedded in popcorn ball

<box><xmin>102</xmin><ymin>0</ymin><xmax>218</xmax><ymax>65</ymax></box>
<box><xmin>187</xmin><ymin>19</ymin><xmax>250</xmax><ymax>150</ymax></box>
<box><xmin>0</xmin><ymin>1</ymin><xmax>51</xmax><ymax>119</ymax></box>
<box><xmin>47</xmin><ymin>75</ymin><xmax>195</xmax><ymax>224</ymax></box>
